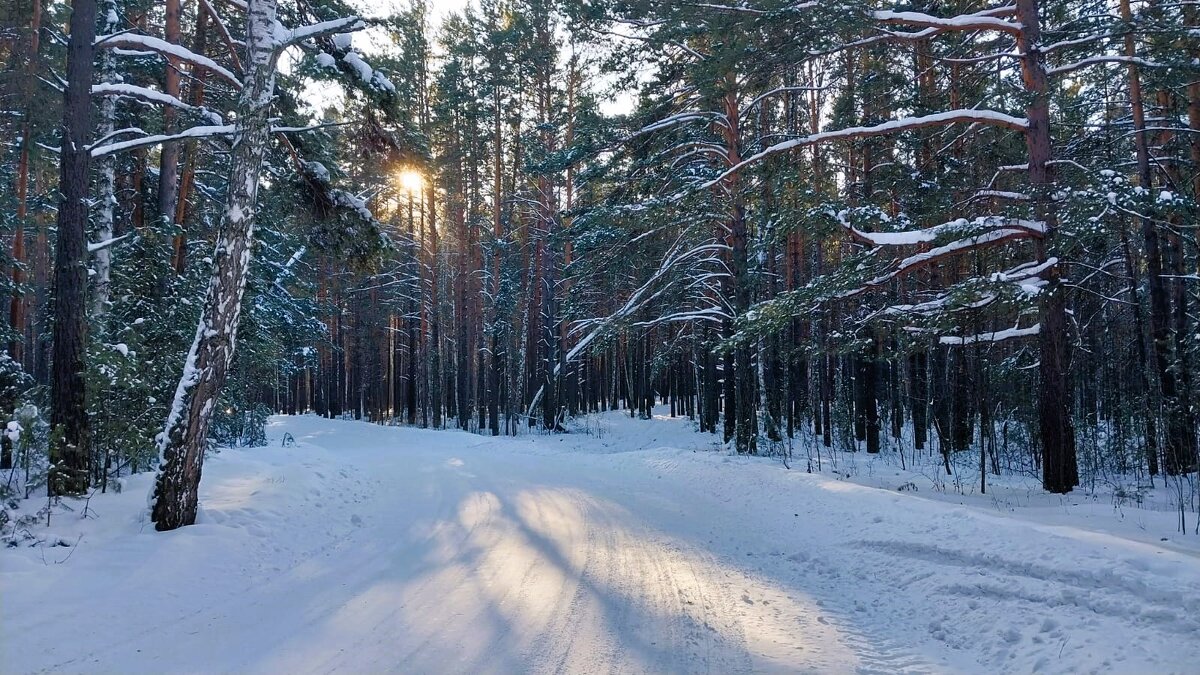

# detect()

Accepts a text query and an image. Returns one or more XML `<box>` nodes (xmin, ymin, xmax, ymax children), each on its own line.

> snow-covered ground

<box><xmin>3</xmin><ymin>411</ymin><xmax>1199</xmax><ymax>674</ymax></box>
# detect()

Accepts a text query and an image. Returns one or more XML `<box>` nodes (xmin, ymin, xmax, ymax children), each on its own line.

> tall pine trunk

<box><xmin>9</xmin><ymin>0</ymin><xmax>41</xmax><ymax>366</ymax></box>
<box><xmin>172</xmin><ymin>7</ymin><xmax>211</xmax><ymax>275</ymax></box>
<box><xmin>1120</xmin><ymin>0</ymin><xmax>1167</xmax><ymax>476</ymax></box>
<box><xmin>49</xmin><ymin>0</ymin><xmax>96</xmax><ymax>496</ymax></box>
<box><xmin>157</xmin><ymin>0</ymin><xmax>182</xmax><ymax>226</ymax></box>
<box><xmin>1016</xmin><ymin>0</ymin><xmax>1078</xmax><ymax>492</ymax></box>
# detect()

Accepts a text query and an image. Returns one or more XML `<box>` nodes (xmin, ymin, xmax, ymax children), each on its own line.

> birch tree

<box><xmin>150</xmin><ymin>0</ymin><xmax>368</xmax><ymax>530</ymax></box>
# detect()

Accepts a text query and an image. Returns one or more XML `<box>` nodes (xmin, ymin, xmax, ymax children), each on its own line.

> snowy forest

<box><xmin>2</xmin><ymin>0</ymin><xmax>1200</xmax><ymax>671</ymax></box>
<box><xmin>3</xmin><ymin>0</ymin><xmax>1198</xmax><ymax>521</ymax></box>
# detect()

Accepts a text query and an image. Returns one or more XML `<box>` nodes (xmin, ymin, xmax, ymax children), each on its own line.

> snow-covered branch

<box><xmin>87</xmin><ymin>232</ymin><xmax>132</xmax><ymax>254</ymax></box>
<box><xmin>838</xmin><ymin>214</ymin><xmax>1045</xmax><ymax>247</ymax></box>
<box><xmin>629</xmin><ymin>111</ymin><xmax>730</xmax><ymax>142</ymax></box>
<box><xmin>870</xmin><ymin>229</ymin><xmax>1042</xmax><ymax>286</ymax></box>
<box><xmin>839</xmin><ymin>227</ymin><xmax>1050</xmax><ymax>300</ymax></box>
<box><xmin>873</xmin><ymin>8</ymin><xmax>1022</xmax><ymax>35</ymax></box>
<box><xmin>973</xmin><ymin>189</ymin><xmax>1031</xmax><ymax>202</ymax></box>
<box><xmin>89</xmin><ymin>121</ymin><xmax>344</xmax><ymax>157</ymax></box>
<box><xmin>525</xmin><ymin>239</ymin><xmax>728</xmax><ymax>421</ymax></box>
<box><xmin>939</xmin><ymin>324</ymin><xmax>1041</xmax><ymax>345</ymax></box>
<box><xmin>90</xmin><ymin>125</ymin><xmax>234</xmax><ymax>157</ymax></box>
<box><xmin>281</xmin><ymin>17</ymin><xmax>368</xmax><ymax>47</ymax></box>
<box><xmin>271</xmin><ymin>246</ymin><xmax>307</xmax><ymax>294</ymax></box>
<box><xmin>91</xmin><ymin>83</ymin><xmax>225</xmax><ymax>124</ymax></box>
<box><xmin>89</xmin><ymin>126</ymin><xmax>147</xmax><ymax>150</ymax></box>
<box><xmin>96</xmin><ymin>33</ymin><xmax>242</xmax><ymax>88</ymax></box>
<box><xmin>271</xmin><ymin>122</ymin><xmax>348</xmax><ymax>134</ymax></box>
<box><xmin>566</xmin><ymin>241</ymin><xmax>729</xmax><ymax>356</ymax></box>
<box><xmin>879</xmin><ymin>258</ymin><xmax>1056</xmax><ymax>316</ymax></box>
<box><xmin>631</xmin><ymin>307</ymin><xmax>731</xmax><ymax>328</ymax></box>
<box><xmin>93</xmin><ymin>82</ymin><xmax>190</xmax><ymax>110</ymax></box>
<box><xmin>824</xmin><ymin>6</ymin><xmax>1020</xmax><ymax>53</ymax></box>
<box><xmin>1042</xmin><ymin>33</ymin><xmax>1108</xmax><ymax>53</ymax></box>
<box><xmin>1047</xmin><ymin>55</ymin><xmax>1164</xmax><ymax>76</ymax></box>
<box><xmin>700</xmin><ymin>110</ymin><xmax>1027</xmax><ymax>191</ymax></box>
<box><xmin>681</xmin><ymin>2</ymin><xmax>766</xmax><ymax>14</ymax></box>
<box><xmin>882</xmin><ymin>293</ymin><xmax>997</xmax><ymax>316</ymax></box>
<box><xmin>741</xmin><ymin>85</ymin><xmax>830</xmax><ymax>116</ymax></box>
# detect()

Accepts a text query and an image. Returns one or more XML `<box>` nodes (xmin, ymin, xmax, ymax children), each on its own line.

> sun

<box><xmin>398</xmin><ymin>169</ymin><xmax>423</xmax><ymax>194</ymax></box>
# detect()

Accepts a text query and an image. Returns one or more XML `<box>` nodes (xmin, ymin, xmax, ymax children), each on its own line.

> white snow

<box><xmin>339</xmin><ymin>50</ymin><xmax>395</xmax><ymax>93</ymax></box>
<box><xmin>314</xmin><ymin>52</ymin><xmax>336</xmax><ymax>69</ymax></box>
<box><xmin>283</xmin><ymin>17</ymin><xmax>367</xmax><ymax>46</ymax></box>
<box><xmin>873</xmin><ymin>9</ymin><xmax>1021</xmax><ymax>33</ymax></box>
<box><xmin>304</xmin><ymin>160</ymin><xmax>330</xmax><ymax>181</ymax></box>
<box><xmin>939</xmin><ymin>323</ymin><xmax>1040</xmax><ymax>345</ymax></box>
<box><xmin>837</xmin><ymin>213</ymin><xmax>1044</xmax><ymax>247</ymax></box>
<box><xmin>3</xmin><ymin>412</ymin><xmax>1199</xmax><ymax>674</ymax></box>
<box><xmin>86</xmin><ymin>232</ymin><xmax>132</xmax><ymax>253</ymax></box>
<box><xmin>4</xmin><ymin>421</ymin><xmax>21</xmax><ymax>444</ymax></box>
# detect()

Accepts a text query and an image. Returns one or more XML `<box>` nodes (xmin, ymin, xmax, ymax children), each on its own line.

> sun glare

<box><xmin>398</xmin><ymin>169</ymin><xmax>423</xmax><ymax>194</ymax></box>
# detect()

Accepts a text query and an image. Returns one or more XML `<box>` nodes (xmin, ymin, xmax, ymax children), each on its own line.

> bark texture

<box><xmin>1016</xmin><ymin>0</ymin><xmax>1077</xmax><ymax>493</ymax></box>
<box><xmin>151</xmin><ymin>0</ymin><xmax>280</xmax><ymax>530</ymax></box>
<box><xmin>49</xmin><ymin>0</ymin><xmax>96</xmax><ymax>495</ymax></box>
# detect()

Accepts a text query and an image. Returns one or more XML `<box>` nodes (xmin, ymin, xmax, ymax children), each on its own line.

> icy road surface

<box><xmin>3</xmin><ymin>413</ymin><xmax>1199</xmax><ymax>674</ymax></box>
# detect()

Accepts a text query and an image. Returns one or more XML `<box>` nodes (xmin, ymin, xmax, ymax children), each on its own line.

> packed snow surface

<box><xmin>3</xmin><ymin>412</ymin><xmax>1199</xmax><ymax>674</ymax></box>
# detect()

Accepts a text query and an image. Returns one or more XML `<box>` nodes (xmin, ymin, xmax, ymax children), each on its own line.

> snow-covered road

<box><xmin>3</xmin><ymin>414</ymin><xmax>1199</xmax><ymax>674</ymax></box>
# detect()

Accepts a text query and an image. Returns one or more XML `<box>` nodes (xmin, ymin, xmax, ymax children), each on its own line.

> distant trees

<box><xmin>255</xmin><ymin>0</ymin><xmax>1196</xmax><ymax>493</ymax></box>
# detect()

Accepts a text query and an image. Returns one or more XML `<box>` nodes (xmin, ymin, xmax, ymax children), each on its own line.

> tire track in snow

<box><xmin>848</xmin><ymin>538</ymin><xmax>1200</xmax><ymax>673</ymax></box>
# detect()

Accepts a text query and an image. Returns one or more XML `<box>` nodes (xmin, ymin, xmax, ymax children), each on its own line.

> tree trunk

<box><xmin>172</xmin><ymin>7</ymin><xmax>212</xmax><ymax>275</ymax></box>
<box><xmin>428</xmin><ymin>182</ymin><xmax>442</xmax><ymax>429</ymax></box>
<box><xmin>157</xmin><ymin>0</ymin><xmax>182</xmax><ymax>225</ymax></box>
<box><xmin>1153</xmin><ymin>88</ymin><xmax>1199</xmax><ymax>475</ymax></box>
<box><xmin>863</xmin><ymin>341</ymin><xmax>880</xmax><ymax>454</ymax></box>
<box><xmin>910</xmin><ymin>350</ymin><xmax>927</xmax><ymax>450</ymax></box>
<box><xmin>49</xmin><ymin>0</ymin><xmax>97</xmax><ymax>496</ymax></box>
<box><xmin>1016</xmin><ymin>0</ymin><xmax>1077</xmax><ymax>492</ymax></box>
<box><xmin>9</xmin><ymin>0</ymin><xmax>41</xmax><ymax>364</ymax></box>
<box><xmin>91</xmin><ymin>0</ymin><xmax>120</xmax><ymax>323</ymax></box>
<box><xmin>151</xmin><ymin>0</ymin><xmax>280</xmax><ymax>530</ymax></box>
<box><xmin>1118</xmin><ymin>0</ymin><xmax>1165</xmax><ymax>476</ymax></box>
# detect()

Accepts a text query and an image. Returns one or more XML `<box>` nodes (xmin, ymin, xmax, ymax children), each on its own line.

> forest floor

<box><xmin>3</xmin><ymin>410</ymin><xmax>1199</xmax><ymax>674</ymax></box>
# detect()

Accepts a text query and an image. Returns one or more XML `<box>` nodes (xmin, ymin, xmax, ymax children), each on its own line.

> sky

<box><xmin>427</xmin><ymin>0</ymin><xmax>473</xmax><ymax>24</ymax></box>
<box><xmin>360</xmin><ymin>0</ymin><xmax>473</xmax><ymax>24</ymax></box>
<box><xmin>296</xmin><ymin>0</ymin><xmax>636</xmax><ymax>118</ymax></box>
